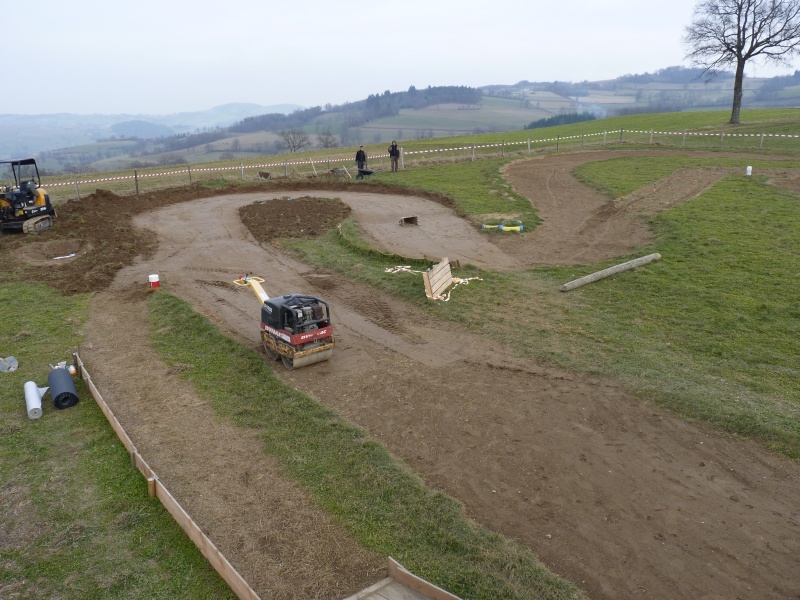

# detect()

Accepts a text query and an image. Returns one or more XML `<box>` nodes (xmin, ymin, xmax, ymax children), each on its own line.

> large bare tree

<box><xmin>316</xmin><ymin>130</ymin><xmax>338</xmax><ymax>149</ymax></box>
<box><xmin>684</xmin><ymin>0</ymin><xmax>800</xmax><ymax>124</ymax></box>
<box><xmin>279</xmin><ymin>128</ymin><xmax>311</xmax><ymax>153</ymax></box>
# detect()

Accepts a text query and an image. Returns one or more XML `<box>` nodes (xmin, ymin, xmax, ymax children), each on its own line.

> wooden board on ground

<box><xmin>422</xmin><ymin>257</ymin><xmax>452</xmax><ymax>300</ymax></box>
<box><xmin>388</xmin><ymin>557</ymin><xmax>462</xmax><ymax>600</ymax></box>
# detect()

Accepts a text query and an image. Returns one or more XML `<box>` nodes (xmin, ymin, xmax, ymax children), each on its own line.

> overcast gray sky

<box><xmin>9</xmin><ymin>0</ymin><xmax>799</xmax><ymax>115</ymax></box>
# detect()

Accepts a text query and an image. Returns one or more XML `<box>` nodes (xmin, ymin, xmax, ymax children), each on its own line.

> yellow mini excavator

<box><xmin>0</xmin><ymin>158</ymin><xmax>56</xmax><ymax>233</ymax></box>
<box><xmin>233</xmin><ymin>274</ymin><xmax>335</xmax><ymax>370</ymax></box>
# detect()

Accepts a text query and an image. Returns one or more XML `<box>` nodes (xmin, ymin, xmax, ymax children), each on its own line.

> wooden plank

<box><xmin>431</xmin><ymin>279</ymin><xmax>451</xmax><ymax>300</ymax></box>
<box><xmin>76</xmin><ymin>353</ymin><xmax>261</xmax><ymax>600</ymax></box>
<box><xmin>423</xmin><ymin>258</ymin><xmax>453</xmax><ymax>300</ymax></box>
<box><xmin>388</xmin><ymin>557</ymin><xmax>462</xmax><ymax>600</ymax></box>
<box><xmin>156</xmin><ymin>481</ymin><xmax>260</xmax><ymax>600</ymax></box>
<box><xmin>428</xmin><ymin>264</ymin><xmax>452</xmax><ymax>289</ymax></box>
<box><xmin>422</xmin><ymin>273</ymin><xmax>434</xmax><ymax>299</ymax></box>
<box><xmin>132</xmin><ymin>452</ymin><xmax>154</xmax><ymax>480</ymax></box>
<box><xmin>429</xmin><ymin>270</ymin><xmax>453</xmax><ymax>299</ymax></box>
<box><xmin>81</xmin><ymin>370</ymin><xmax>136</xmax><ymax>453</ymax></box>
<box><xmin>428</xmin><ymin>258</ymin><xmax>450</xmax><ymax>278</ymax></box>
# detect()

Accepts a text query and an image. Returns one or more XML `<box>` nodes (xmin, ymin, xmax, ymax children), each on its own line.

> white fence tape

<box><xmin>41</xmin><ymin>127</ymin><xmax>799</xmax><ymax>190</ymax></box>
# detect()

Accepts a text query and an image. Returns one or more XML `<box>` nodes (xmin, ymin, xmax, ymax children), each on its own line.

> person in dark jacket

<box><xmin>355</xmin><ymin>146</ymin><xmax>367</xmax><ymax>170</ymax></box>
<box><xmin>388</xmin><ymin>141</ymin><xmax>400</xmax><ymax>171</ymax></box>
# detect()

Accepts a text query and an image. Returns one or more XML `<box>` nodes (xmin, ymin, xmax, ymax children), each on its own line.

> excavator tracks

<box><xmin>21</xmin><ymin>214</ymin><xmax>54</xmax><ymax>234</ymax></box>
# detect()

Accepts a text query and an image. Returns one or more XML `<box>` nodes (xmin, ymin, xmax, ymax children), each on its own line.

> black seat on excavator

<box><xmin>19</xmin><ymin>180</ymin><xmax>35</xmax><ymax>197</ymax></box>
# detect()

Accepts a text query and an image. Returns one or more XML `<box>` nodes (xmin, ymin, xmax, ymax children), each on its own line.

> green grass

<box><xmin>0</xmin><ymin>284</ymin><xmax>234</xmax><ymax>599</ymax></box>
<box><xmin>146</xmin><ymin>291</ymin><xmax>583</xmax><ymax>600</ymax></box>
<box><xmin>551</xmin><ymin>173</ymin><xmax>800</xmax><ymax>454</ymax></box>
<box><xmin>573</xmin><ymin>154</ymin><xmax>800</xmax><ymax>198</ymax></box>
<box><xmin>371</xmin><ymin>157</ymin><xmax>541</xmax><ymax>227</ymax></box>
<box><xmin>283</xmin><ymin>153</ymin><xmax>800</xmax><ymax>459</ymax></box>
<box><xmin>5</xmin><ymin>110</ymin><xmax>800</xmax><ymax>598</ymax></box>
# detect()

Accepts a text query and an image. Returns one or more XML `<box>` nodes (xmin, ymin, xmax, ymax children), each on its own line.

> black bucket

<box><xmin>48</xmin><ymin>367</ymin><xmax>79</xmax><ymax>409</ymax></box>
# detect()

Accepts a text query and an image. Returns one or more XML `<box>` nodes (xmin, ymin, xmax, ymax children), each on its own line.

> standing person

<box><xmin>388</xmin><ymin>140</ymin><xmax>400</xmax><ymax>172</ymax></box>
<box><xmin>355</xmin><ymin>146</ymin><xmax>367</xmax><ymax>170</ymax></box>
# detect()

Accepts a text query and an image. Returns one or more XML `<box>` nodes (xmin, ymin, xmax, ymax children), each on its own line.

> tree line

<box><xmin>228</xmin><ymin>85</ymin><xmax>481</xmax><ymax>135</ymax></box>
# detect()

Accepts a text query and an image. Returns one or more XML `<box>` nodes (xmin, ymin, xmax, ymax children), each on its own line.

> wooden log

<box><xmin>560</xmin><ymin>253</ymin><xmax>661</xmax><ymax>292</ymax></box>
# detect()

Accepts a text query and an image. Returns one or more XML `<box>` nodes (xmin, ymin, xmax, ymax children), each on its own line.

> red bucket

<box><xmin>148</xmin><ymin>274</ymin><xmax>160</xmax><ymax>289</ymax></box>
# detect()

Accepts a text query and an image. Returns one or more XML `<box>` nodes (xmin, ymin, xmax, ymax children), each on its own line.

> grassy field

<box><xmin>284</xmin><ymin>152</ymin><xmax>800</xmax><ymax>458</ymax></box>
<box><xmin>2</xmin><ymin>108</ymin><xmax>799</xmax><ymax>598</ymax></box>
<box><xmin>37</xmin><ymin>108</ymin><xmax>800</xmax><ymax>203</ymax></box>
<box><xmin>145</xmin><ymin>291</ymin><xmax>583</xmax><ymax>600</ymax></box>
<box><xmin>0</xmin><ymin>284</ymin><xmax>234</xmax><ymax>599</ymax></box>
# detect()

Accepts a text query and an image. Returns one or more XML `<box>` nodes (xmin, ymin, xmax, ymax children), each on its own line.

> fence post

<box><xmin>581</xmin><ymin>133</ymin><xmax>585</xmax><ymax>149</ymax></box>
<box><xmin>720</xmin><ymin>133</ymin><xmax>724</xmax><ymax>148</ymax></box>
<box><xmin>74</xmin><ymin>177</ymin><xmax>81</xmax><ymax>201</ymax></box>
<box><xmin>240</xmin><ymin>163</ymin><xmax>244</xmax><ymax>180</ymax></box>
<box><xmin>400</xmin><ymin>147</ymin><xmax>405</xmax><ymax>170</ymax></box>
<box><xmin>603</xmin><ymin>131</ymin><xmax>607</xmax><ymax>145</ymax></box>
<box><xmin>649</xmin><ymin>130</ymin><xmax>654</xmax><ymax>144</ymax></box>
<box><xmin>760</xmin><ymin>132</ymin><xmax>765</xmax><ymax>149</ymax></box>
<box><xmin>187</xmin><ymin>165</ymin><xmax>192</xmax><ymax>184</ymax></box>
<box><xmin>619</xmin><ymin>128</ymin><xmax>623</xmax><ymax>143</ymax></box>
<box><xmin>557</xmin><ymin>135</ymin><xmax>560</xmax><ymax>152</ymax></box>
<box><xmin>134</xmin><ymin>169</ymin><xmax>139</xmax><ymax>197</ymax></box>
<box><xmin>284</xmin><ymin>160</ymin><xmax>287</xmax><ymax>177</ymax></box>
<box><xmin>527</xmin><ymin>139</ymin><xmax>531</xmax><ymax>154</ymax></box>
<box><xmin>327</xmin><ymin>156</ymin><xmax>330</xmax><ymax>171</ymax></box>
<box><xmin>502</xmin><ymin>141</ymin><xmax>505</xmax><ymax>157</ymax></box>
<box><xmin>472</xmin><ymin>144</ymin><xmax>475</xmax><ymax>162</ymax></box>
<box><xmin>682</xmin><ymin>130</ymin><xmax>686</xmax><ymax>147</ymax></box>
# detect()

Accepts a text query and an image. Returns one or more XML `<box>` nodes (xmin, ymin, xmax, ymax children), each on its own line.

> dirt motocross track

<box><xmin>7</xmin><ymin>151</ymin><xmax>800</xmax><ymax>600</ymax></box>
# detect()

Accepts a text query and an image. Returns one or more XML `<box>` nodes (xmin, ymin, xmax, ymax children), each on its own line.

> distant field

<box><xmin>22</xmin><ymin>74</ymin><xmax>800</xmax><ymax>173</ymax></box>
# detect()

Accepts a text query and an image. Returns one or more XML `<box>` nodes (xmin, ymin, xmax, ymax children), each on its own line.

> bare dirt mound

<box><xmin>5</xmin><ymin>151</ymin><xmax>799</xmax><ymax>600</ymax></box>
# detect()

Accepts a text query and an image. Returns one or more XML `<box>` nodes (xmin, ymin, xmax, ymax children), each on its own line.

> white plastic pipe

<box><xmin>24</xmin><ymin>381</ymin><xmax>49</xmax><ymax>419</ymax></box>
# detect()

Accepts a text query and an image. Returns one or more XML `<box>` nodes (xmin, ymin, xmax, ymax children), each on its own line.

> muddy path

<box><xmin>77</xmin><ymin>151</ymin><xmax>800</xmax><ymax>600</ymax></box>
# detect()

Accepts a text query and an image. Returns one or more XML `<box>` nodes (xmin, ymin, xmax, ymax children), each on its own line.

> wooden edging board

<box><xmin>388</xmin><ymin>557</ymin><xmax>462</xmax><ymax>600</ymax></box>
<box><xmin>73</xmin><ymin>352</ymin><xmax>260</xmax><ymax>600</ymax></box>
<box><xmin>422</xmin><ymin>257</ymin><xmax>453</xmax><ymax>300</ymax></box>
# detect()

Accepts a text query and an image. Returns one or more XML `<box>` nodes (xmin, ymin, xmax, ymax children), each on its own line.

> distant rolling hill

<box><xmin>0</xmin><ymin>103</ymin><xmax>302</xmax><ymax>161</ymax></box>
<box><xmin>8</xmin><ymin>66</ymin><xmax>800</xmax><ymax>173</ymax></box>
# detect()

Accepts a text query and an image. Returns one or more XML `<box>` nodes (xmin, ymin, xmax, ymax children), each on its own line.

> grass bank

<box><xmin>283</xmin><ymin>154</ymin><xmax>800</xmax><ymax>459</ymax></box>
<box><xmin>147</xmin><ymin>291</ymin><xmax>584</xmax><ymax>600</ymax></box>
<box><xmin>0</xmin><ymin>283</ymin><xmax>233</xmax><ymax>599</ymax></box>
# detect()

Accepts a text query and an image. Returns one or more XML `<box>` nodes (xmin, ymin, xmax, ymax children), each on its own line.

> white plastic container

<box><xmin>24</xmin><ymin>381</ymin><xmax>48</xmax><ymax>419</ymax></box>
